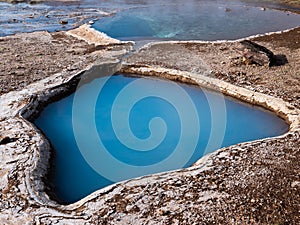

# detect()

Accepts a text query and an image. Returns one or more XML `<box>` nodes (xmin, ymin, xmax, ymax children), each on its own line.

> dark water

<box><xmin>93</xmin><ymin>2</ymin><xmax>300</xmax><ymax>41</ymax></box>
<box><xmin>35</xmin><ymin>74</ymin><xmax>288</xmax><ymax>204</ymax></box>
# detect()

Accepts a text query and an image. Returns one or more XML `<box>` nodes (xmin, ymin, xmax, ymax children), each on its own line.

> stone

<box><xmin>0</xmin><ymin>136</ymin><xmax>17</xmax><ymax>145</ymax></box>
<box><xmin>239</xmin><ymin>40</ymin><xmax>288</xmax><ymax>67</ymax></box>
<box><xmin>240</xmin><ymin>40</ymin><xmax>275</xmax><ymax>66</ymax></box>
<box><xmin>59</xmin><ymin>20</ymin><xmax>68</xmax><ymax>25</ymax></box>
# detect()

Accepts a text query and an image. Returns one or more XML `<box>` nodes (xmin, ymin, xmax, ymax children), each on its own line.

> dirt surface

<box><xmin>242</xmin><ymin>0</ymin><xmax>300</xmax><ymax>8</ymax></box>
<box><xmin>118</xmin><ymin>28</ymin><xmax>300</xmax><ymax>224</ymax></box>
<box><xmin>0</xmin><ymin>31</ymin><xmax>123</xmax><ymax>95</ymax></box>
<box><xmin>87</xmin><ymin>132</ymin><xmax>300</xmax><ymax>225</ymax></box>
<box><xmin>125</xmin><ymin>27</ymin><xmax>300</xmax><ymax>110</ymax></box>
<box><xmin>0</xmin><ymin>2</ymin><xmax>299</xmax><ymax>225</ymax></box>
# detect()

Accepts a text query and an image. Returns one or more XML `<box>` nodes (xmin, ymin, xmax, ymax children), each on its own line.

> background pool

<box><xmin>93</xmin><ymin>2</ymin><xmax>300</xmax><ymax>41</ymax></box>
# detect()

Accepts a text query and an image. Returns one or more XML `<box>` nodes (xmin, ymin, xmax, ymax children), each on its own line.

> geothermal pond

<box><xmin>1</xmin><ymin>1</ymin><xmax>300</xmax><ymax>37</ymax></box>
<box><xmin>93</xmin><ymin>2</ymin><xmax>300</xmax><ymax>41</ymax></box>
<box><xmin>35</xmin><ymin>74</ymin><xmax>289</xmax><ymax>204</ymax></box>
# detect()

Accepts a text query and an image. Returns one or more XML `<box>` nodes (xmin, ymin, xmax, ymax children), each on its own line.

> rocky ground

<box><xmin>0</xmin><ymin>25</ymin><xmax>133</xmax><ymax>95</ymax></box>
<box><xmin>0</xmin><ymin>31</ymin><xmax>100</xmax><ymax>94</ymax></box>
<box><xmin>125</xmin><ymin>28</ymin><xmax>300</xmax><ymax>110</ymax></box>
<box><xmin>243</xmin><ymin>0</ymin><xmax>300</xmax><ymax>7</ymax></box>
<box><xmin>119</xmin><ymin>28</ymin><xmax>300</xmax><ymax>224</ymax></box>
<box><xmin>0</xmin><ymin>1</ymin><xmax>299</xmax><ymax>225</ymax></box>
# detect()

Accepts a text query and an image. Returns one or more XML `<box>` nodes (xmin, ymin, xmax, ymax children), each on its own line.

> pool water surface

<box><xmin>35</xmin><ymin>74</ymin><xmax>289</xmax><ymax>203</ymax></box>
<box><xmin>93</xmin><ymin>2</ymin><xmax>300</xmax><ymax>41</ymax></box>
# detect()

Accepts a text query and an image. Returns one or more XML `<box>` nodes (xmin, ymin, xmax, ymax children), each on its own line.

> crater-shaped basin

<box><xmin>35</xmin><ymin>74</ymin><xmax>288</xmax><ymax>204</ymax></box>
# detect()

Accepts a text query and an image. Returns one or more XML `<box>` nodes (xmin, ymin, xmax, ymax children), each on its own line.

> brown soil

<box><xmin>0</xmin><ymin>31</ymin><xmax>112</xmax><ymax>95</ymax></box>
<box><xmin>125</xmin><ymin>27</ymin><xmax>300</xmax><ymax>110</ymax></box>
<box><xmin>0</xmin><ymin>2</ymin><xmax>299</xmax><ymax>225</ymax></box>
<box><xmin>218</xmin><ymin>27</ymin><xmax>300</xmax><ymax>109</ymax></box>
<box><xmin>88</xmin><ymin>132</ymin><xmax>300</xmax><ymax>225</ymax></box>
<box><xmin>120</xmin><ymin>27</ymin><xmax>300</xmax><ymax>224</ymax></box>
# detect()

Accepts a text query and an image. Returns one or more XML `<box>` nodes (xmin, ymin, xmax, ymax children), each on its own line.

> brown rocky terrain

<box><xmin>0</xmin><ymin>26</ymin><xmax>299</xmax><ymax>224</ymax></box>
<box><xmin>0</xmin><ymin>1</ymin><xmax>299</xmax><ymax>225</ymax></box>
<box><xmin>0</xmin><ymin>32</ymin><xmax>98</xmax><ymax>94</ymax></box>
<box><xmin>125</xmin><ymin>28</ymin><xmax>300</xmax><ymax>109</ymax></box>
<box><xmin>0</xmin><ymin>28</ymin><xmax>131</xmax><ymax>95</ymax></box>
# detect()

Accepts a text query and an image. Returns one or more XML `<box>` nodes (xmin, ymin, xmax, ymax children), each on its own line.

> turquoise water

<box><xmin>93</xmin><ymin>3</ymin><xmax>300</xmax><ymax>41</ymax></box>
<box><xmin>1</xmin><ymin>1</ymin><xmax>299</xmax><ymax>37</ymax></box>
<box><xmin>35</xmin><ymin>74</ymin><xmax>289</xmax><ymax>204</ymax></box>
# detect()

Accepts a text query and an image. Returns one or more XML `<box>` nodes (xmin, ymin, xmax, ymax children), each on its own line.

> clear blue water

<box><xmin>34</xmin><ymin>74</ymin><xmax>289</xmax><ymax>204</ymax></box>
<box><xmin>93</xmin><ymin>2</ymin><xmax>300</xmax><ymax>41</ymax></box>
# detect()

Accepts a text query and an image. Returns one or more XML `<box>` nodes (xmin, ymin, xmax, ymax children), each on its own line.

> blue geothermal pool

<box><xmin>35</xmin><ymin>74</ymin><xmax>289</xmax><ymax>203</ymax></box>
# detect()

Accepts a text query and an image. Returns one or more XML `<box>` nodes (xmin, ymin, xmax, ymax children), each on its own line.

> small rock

<box><xmin>59</xmin><ymin>20</ymin><xmax>68</xmax><ymax>25</ymax></box>
<box><xmin>291</xmin><ymin>181</ymin><xmax>300</xmax><ymax>188</ymax></box>
<box><xmin>0</xmin><ymin>136</ymin><xmax>17</xmax><ymax>145</ymax></box>
<box><xmin>239</xmin><ymin>40</ymin><xmax>285</xmax><ymax>67</ymax></box>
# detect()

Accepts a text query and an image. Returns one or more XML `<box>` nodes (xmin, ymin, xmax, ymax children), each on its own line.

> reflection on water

<box><xmin>35</xmin><ymin>74</ymin><xmax>289</xmax><ymax>204</ymax></box>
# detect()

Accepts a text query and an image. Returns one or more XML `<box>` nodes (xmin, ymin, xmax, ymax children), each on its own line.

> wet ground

<box><xmin>0</xmin><ymin>1</ymin><xmax>111</xmax><ymax>36</ymax></box>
